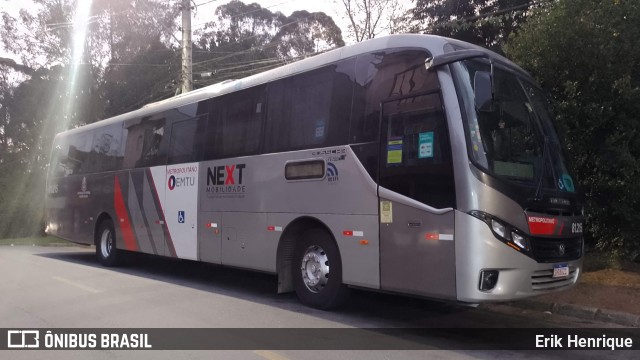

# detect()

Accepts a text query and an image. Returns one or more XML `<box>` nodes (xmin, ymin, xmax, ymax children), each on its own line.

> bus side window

<box><xmin>380</xmin><ymin>94</ymin><xmax>456</xmax><ymax>209</ymax></box>
<box><xmin>66</xmin><ymin>131</ymin><xmax>94</xmax><ymax>175</ymax></box>
<box><xmin>87</xmin><ymin>124</ymin><xmax>125</xmax><ymax>172</ymax></box>
<box><xmin>207</xmin><ymin>86</ymin><xmax>265</xmax><ymax>160</ymax></box>
<box><xmin>168</xmin><ymin>115</ymin><xmax>206</xmax><ymax>164</ymax></box>
<box><xmin>49</xmin><ymin>136</ymin><xmax>69</xmax><ymax>178</ymax></box>
<box><xmin>264</xmin><ymin>79</ymin><xmax>289</xmax><ymax>153</ymax></box>
<box><xmin>350</xmin><ymin>49</ymin><xmax>438</xmax><ymax>143</ymax></box>
<box><xmin>123</xmin><ymin>115</ymin><xmax>169</xmax><ymax>168</ymax></box>
<box><xmin>264</xmin><ymin>59</ymin><xmax>354</xmax><ymax>153</ymax></box>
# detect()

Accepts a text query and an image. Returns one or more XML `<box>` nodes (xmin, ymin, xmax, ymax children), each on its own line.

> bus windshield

<box><xmin>454</xmin><ymin>59</ymin><xmax>575</xmax><ymax>193</ymax></box>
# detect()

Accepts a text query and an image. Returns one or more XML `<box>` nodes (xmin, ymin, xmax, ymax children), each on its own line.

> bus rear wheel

<box><xmin>293</xmin><ymin>228</ymin><xmax>349</xmax><ymax>309</ymax></box>
<box><xmin>96</xmin><ymin>219</ymin><xmax>120</xmax><ymax>267</ymax></box>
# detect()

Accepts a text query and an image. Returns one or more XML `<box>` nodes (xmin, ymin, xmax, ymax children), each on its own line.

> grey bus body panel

<box><xmin>199</xmin><ymin>211</ymin><xmax>222</xmax><ymax>264</ymax></box>
<box><xmin>197</xmin><ymin>146</ymin><xmax>381</xmax><ymax>288</ymax></box>
<box><xmin>379</xmin><ymin>190</ymin><xmax>456</xmax><ymax>299</ymax></box>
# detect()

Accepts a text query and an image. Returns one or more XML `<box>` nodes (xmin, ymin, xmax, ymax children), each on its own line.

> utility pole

<box><xmin>181</xmin><ymin>0</ymin><xmax>193</xmax><ymax>93</ymax></box>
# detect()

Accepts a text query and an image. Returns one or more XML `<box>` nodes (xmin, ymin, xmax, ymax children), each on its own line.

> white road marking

<box><xmin>52</xmin><ymin>276</ymin><xmax>102</xmax><ymax>294</ymax></box>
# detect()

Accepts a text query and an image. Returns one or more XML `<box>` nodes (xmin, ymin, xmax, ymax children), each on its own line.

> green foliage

<box><xmin>505</xmin><ymin>0</ymin><xmax>640</xmax><ymax>261</ymax></box>
<box><xmin>193</xmin><ymin>0</ymin><xmax>344</xmax><ymax>87</ymax></box>
<box><xmin>0</xmin><ymin>64</ymin><xmax>101</xmax><ymax>238</ymax></box>
<box><xmin>412</xmin><ymin>0</ymin><xmax>535</xmax><ymax>52</ymax></box>
<box><xmin>103</xmin><ymin>40</ymin><xmax>179</xmax><ymax>117</ymax></box>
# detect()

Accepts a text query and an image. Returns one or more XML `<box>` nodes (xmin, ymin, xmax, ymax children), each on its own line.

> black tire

<box><xmin>293</xmin><ymin>228</ymin><xmax>350</xmax><ymax>309</ymax></box>
<box><xmin>96</xmin><ymin>219</ymin><xmax>120</xmax><ymax>267</ymax></box>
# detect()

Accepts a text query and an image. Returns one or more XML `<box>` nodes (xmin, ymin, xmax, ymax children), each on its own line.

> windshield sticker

<box><xmin>419</xmin><ymin>132</ymin><xmax>434</xmax><ymax>159</ymax></box>
<box><xmin>380</xmin><ymin>201</ymin><xmax>393</xmax><ymax>223</ymax></box>
<box><xmin>562</xmin><ymin>174</ymin><xmax>575</xmax><ymax>192</ymax></box>
<box><xmin>387</xmin><ymin>138</ymin><xmax>403</xmax><ymax>165</ymax></box>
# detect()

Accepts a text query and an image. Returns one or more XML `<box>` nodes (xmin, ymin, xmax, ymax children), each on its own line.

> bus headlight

<box><xmin>511</xmin><ymin>232</ymin><xmax>530</xmax><ymax>251</ymax></box>
<box><xmin>469</xmin><ymin>210</ymin><xmax>532</xmax><ymax>256</ymax></box>
<box><xmin>491</xmin><ymin>219</ymin><xmax>506</xmax><ymax>238</ymax></box>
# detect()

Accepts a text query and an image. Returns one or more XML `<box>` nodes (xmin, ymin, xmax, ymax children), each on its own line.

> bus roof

<box><xmin>55</xmin><ymin>34</ymin><xmax>522</xmax><ymax>138</ymax></box>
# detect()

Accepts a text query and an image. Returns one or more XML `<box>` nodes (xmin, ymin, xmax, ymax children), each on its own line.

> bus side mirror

<box><xmin>474</xmin><ymin>71</ymin><xmax>494</xmax><ymax>112</ymax></box>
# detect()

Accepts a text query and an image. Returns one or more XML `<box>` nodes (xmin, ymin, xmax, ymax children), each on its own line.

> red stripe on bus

<box><xmin>147</xmin><ymin>169</ymin><xmax>177</xmax><ymax>257</ymax></box>
<box><xmin>113</xmin><ymin>175</ymin><xmax>138</xmax><ymax>251</ymax></box>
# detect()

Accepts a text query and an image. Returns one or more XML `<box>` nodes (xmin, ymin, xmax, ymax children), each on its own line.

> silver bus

<box><xmin>45</xmin><ymin>34</ymin><xmax>584</xmax><ymax>309</ymax></box>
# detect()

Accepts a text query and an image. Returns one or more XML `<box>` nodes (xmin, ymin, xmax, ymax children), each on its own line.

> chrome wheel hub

<box><xmin>100</xmin><ymin>229</ymin><xmax>113</xmax><ymax>258</ymax></box>
<box><xmin>300</xmin><ymin>245</ymin><xmax>329</xmax><ymax>293</ymax></box>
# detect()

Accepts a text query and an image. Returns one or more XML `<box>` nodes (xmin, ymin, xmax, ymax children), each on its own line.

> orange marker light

<box><xmin>359</xmin><ymin>239</ymin><xmax>369</xmax><ymax>245</ymax></box>
<box><xmin>507</xmin><ymin>242</ymin><xmax>521</xmax><ymax>251</ymax></box>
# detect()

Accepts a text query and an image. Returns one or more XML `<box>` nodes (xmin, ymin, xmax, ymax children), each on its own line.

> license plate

<box><xmin>553</xmin><ymin>263</ymin><xmax>569</xmax><ymax>278</ymax></box>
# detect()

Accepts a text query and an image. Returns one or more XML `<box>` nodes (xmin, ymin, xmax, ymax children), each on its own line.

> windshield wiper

<box><xmin>532</xmin><ymin>135</ymin><xmax>549</xmax><ymax>202</ymax></box>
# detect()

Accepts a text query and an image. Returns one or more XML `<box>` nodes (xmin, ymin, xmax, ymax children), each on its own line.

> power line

<box><xmin>418</xmin><ymin>0</ymin><xmax>551</xmax><ymax>32</ymax></box>
<box><xmin>194</xmin><ymin>0</ymin><xmax>218</xmax><ymax>7</ymax></box>
<box><xmin>191</xmin><ymin>0</ymin><xmax>295</xmax><ymax>30</ymax></box>
<box><xmin>190</xmin><ymin>13</ymin><xmax>320</xmax><ymax>68</ymax></box>
<box><xmin>107</xmin><ymin>63</ymin><xmax>172</xmax><ymax>67</ymax></box>
<box><xmin>137</xmin><ymin>0</ymin><xmax>182</xmax><ymax>44</ymax></box>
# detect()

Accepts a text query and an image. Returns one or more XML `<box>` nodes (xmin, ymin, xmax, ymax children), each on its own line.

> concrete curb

<box><xmin>507</xmin><ymin>300</ymin><xmax>640</xmax><ymax>327</ymax></box>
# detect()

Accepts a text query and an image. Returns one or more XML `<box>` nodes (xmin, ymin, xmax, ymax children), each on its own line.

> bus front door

<box><xmin>378</xmin><ymin>94</ymin><xmax>457</xmax><ymax>300</ymax></box>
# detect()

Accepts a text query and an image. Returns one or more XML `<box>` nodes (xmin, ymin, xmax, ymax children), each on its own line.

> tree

<box><xmin>337</xmin><ymin>0</ymin><xmax>405</xmax><ymax>42</ymax></box>
<box><xmin>505</xmin><ymin>0</ymin><xmax>640</xmax><ymax>261</ymax></box>
<box><xmin>1</xmin><ymin>0</ymin><xmax>179</xmax><ymax>69</ymax></box>
<box><xmin>102</xmin><ymin>40</ymin><xmax>179</xmax><ymax>117</ymax></box>
<box><xmin>271</xmin><ymin>10</ymin><xmax>344</xmax><ymax>58</ymax></box>
<box><xmin>0</xmin><ymin>0</ymin><xmax>181</xmax><ymax>239</ymax></box>
<box><xmin>0</xmin><ymin>64</ymin><xmax>101</xmax><ymax>238</ymax></box>
<box><xmin>411</xmin><ymin>0</ymin><xmax>536</xmax><ymax>51</ymax></box>
<box><xmin>193</xmin><ymin>0</ymin><xmax>344</xmax><ymax>87</ymax></box>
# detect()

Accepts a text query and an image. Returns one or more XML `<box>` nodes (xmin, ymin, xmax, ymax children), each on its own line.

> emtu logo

<box><xmin>327</xmin><ymin>162</ymin><xmax>339</xmax><ymax>183</ymax></box>
<box><xmin>168</xmin><ymin>174</ymin><xmax>195</xmax><ymax>190</ymax></box>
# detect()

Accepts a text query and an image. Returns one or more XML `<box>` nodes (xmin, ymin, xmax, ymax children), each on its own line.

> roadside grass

<box><xmin>581</xmin><ymin>252</ymin><xmax>640</xmax><ymax>289</ymax></box>
<box><xmin>0</xmin><ymin>236</ymin><xmax>75</xmax><ymax>246</ymax></box>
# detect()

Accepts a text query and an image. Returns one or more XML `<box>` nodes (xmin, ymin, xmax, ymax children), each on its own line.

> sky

<box><xmin>192</xmin><ymin>0</ymin><xmax>349</xmax><ymax>30</ymax></box>
<box><xmin>0</xmin><ymin>0</ymin><xmax>371</xmax><ymax>53</ymax></box>
<box><xmin>0</xmin><ymin>0</ymin><xmax>406</xmax><ymax>70</ymax></box>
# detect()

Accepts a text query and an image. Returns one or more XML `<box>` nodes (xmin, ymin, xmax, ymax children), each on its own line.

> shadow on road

<box><xmin>36</xmin><ymin>248</ymin><xmax>484</xmax><ymax>327</ymax></box>
<box><xmin>32</xmin><ymin>248</ymin><xmax>638</xmax><ymax>359</ymax></box>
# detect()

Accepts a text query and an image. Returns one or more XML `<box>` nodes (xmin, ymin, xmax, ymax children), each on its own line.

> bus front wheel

<box><xmin>293</xmin><ymin>228</ymin><xmax>349</xmax><ymax>309</ymax></box>
<box><xmin>96</xmin><ymin>219</ymin><xmax>120</xmax><ymax>267</ymax></box>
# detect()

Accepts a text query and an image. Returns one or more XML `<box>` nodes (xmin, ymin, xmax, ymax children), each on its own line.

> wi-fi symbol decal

<box><xmin>327</xmin><ymin>162</ymin><xmax>338</xmax><ymax>177</ymax></box>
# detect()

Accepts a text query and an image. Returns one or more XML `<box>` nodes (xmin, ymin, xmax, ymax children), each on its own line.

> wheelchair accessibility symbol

<box><xmin>178</xmin><ymin>211</ymin><xmax>185</xmax><ymax>224</ymax></box>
